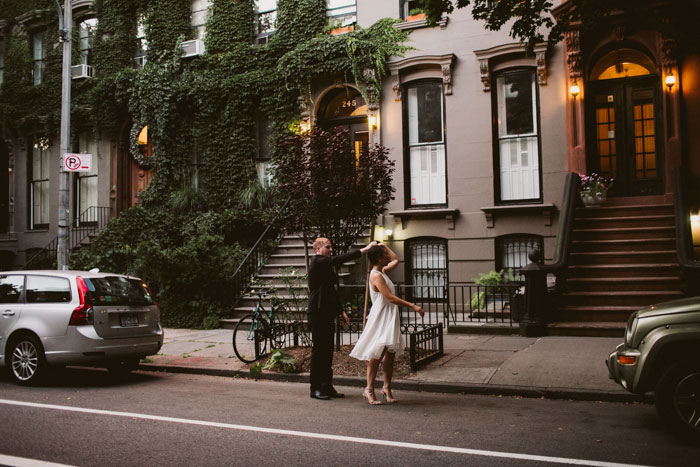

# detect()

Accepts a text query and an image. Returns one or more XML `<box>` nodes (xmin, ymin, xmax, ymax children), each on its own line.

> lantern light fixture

<box><xmin>665</xmin><ymin>72</ymin><xmax>676</xmax><ymax>91</ymax></box>
<box><xmin>569</xmin><ymin>80</ymin><xmax>580</xmax><ymax>99</ymax></box>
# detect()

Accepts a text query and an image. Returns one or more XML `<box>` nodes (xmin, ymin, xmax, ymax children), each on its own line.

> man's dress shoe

<box><xmin>327</xmin><ymin>387</ymin><xmax>344</xmax><ymax>398</ymax></box>
<box><xmin>310</xmin><ymin>390</ymin><xmax>330</xmax><ymax>400</ymax></box>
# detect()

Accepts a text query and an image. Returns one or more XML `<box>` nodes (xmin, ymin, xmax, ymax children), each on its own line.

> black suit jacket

<box><xmin>307</xmin><ymin>249</ymin><xmax>361</xmax><ymax>324</ymax></box>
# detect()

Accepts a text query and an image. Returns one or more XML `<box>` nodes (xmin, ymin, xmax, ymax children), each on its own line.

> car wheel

<box><xmin>107</xmin><ymin>358</ymin><xmax>140</xmax><ymax>377</ymax></box>
<box><xmin>655</xmin><ymin>363</ymin><xmax>700</xmax><ymax>444</ymax></box>
<box><xmin>8</xmin><ymin>334</ymin><xmax>47</xmax><ymax>385</ymax></box>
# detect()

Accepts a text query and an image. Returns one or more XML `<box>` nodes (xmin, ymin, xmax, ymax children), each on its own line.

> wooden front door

<box><xmin>587</xmin><ymin>75</ymin><xmax>664</xmax><ymax>196</ymax></box>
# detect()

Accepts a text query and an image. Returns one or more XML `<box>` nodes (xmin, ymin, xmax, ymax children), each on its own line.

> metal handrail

<box><xmin>24</xmin><ymin>206</ymin><xmax>111</xmax><ymax>269</ymax></box>
<box><xmin>231</xmin><ymin>199</ymin><xmax>290</xmax><ymax>305</ymax></box>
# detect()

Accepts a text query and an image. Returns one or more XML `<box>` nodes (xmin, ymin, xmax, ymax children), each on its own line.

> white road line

<box><xmin>0</xmin><ymin>398</ymin><xmax>648</xmax><ymax>467</ymax></box>
<box><xmin>0</xmin><ymin>454</ymin><xmax>75</xmax><ymax>467</ymax></box>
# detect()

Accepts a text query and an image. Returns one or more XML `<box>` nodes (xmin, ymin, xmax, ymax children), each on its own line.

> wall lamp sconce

<box><xmin>665</xmin><ymin>72</ymin><xmax>676</xmax><ymax>92</ymax></box>
<box><xmin>368</xmin><ymin>114</ymin><xmax>378</xmax><ymax>130</ymax></box>
<box><xmin>384</xmin><ymin>228</ymin><xmax>393</xmax><ymax>239</ymax></box>
<box><xmin>299</xmin><ymin>121</ymin><xmax>310</xmax><ymax>133</ymax></box>
<box><xmin>569</xmin><ymin>80</ymin><xmax>580</xmax><ymax>99</ymax></box>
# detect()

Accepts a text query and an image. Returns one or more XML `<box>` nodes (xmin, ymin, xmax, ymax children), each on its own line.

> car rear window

<box><xmin>83</xmin><ymin>276</ymin><xmax>154</xmax><ymax>306</ymax></box>
<box><xmin>0</xmin><ymin>275</ymin><xmax>24</xmax><ymax>304</ymax></box>
<box><xmin>26</xmin><ymin>275</ymin><xmax>71</xmax><ymax>303</ymax></box>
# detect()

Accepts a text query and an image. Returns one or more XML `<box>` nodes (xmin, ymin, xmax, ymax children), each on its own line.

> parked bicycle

<box><xmin>232</xmin><ymin>290</ymin><xmax>292</xmax><ymax>363</ymax></box>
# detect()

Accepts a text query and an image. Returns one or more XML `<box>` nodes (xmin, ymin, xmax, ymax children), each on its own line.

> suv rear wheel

<box><xmin>655</xmin><ymin>363</ymin><xmax>700</xmax><ymax>444</ymax></box>
<box><xmin>8</xmin><ymin>334</ymin><xmax>47</xmax><ymax>385</ymax></box>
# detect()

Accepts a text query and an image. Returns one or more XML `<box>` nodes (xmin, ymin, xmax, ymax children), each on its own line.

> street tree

<box><xmin>273</xmin><ymin>126</ymin><xmax>395</xmax><ymax>259</ymax></box>
<box><xmin>419</xmin><ymin>0</ymin><xmax>700</xmax><ymax>54</ymax></box>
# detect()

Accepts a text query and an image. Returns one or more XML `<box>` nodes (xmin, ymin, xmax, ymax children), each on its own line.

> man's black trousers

<box><xmin>309</xmin><ymin>318</ymin><xmax>335</xmax><ymax>393</ymax></box>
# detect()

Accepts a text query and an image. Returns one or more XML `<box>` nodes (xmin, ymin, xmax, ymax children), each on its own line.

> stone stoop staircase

<box><xmin>548</xmin><ymin>196</ymin><xmax>683</xmax><ymax>337</ymax></box>
<box><xmin>220</xmin><ymin>234</ymin><xmax>367</xmax><ymax>329</ymax></box>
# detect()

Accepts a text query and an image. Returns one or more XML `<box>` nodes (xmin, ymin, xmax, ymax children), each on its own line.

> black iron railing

<box><xmin>231</xmin><ymin>200</ymin><xmax>289</xmax><ymax>306</ymax></box>
<box><xmin>519</xmin><ymin>172</ymin><xmax>580</xmax><ymax>335</ymax></box>
<box><xmin>410</xmin><ymin>323</ymin><xmax>444</xmax><ymax>371</ymax></box>
<box><xmin>24</xmin><ymin>206</ymin><xmax>111</xmax><ymax>270</ymax></box>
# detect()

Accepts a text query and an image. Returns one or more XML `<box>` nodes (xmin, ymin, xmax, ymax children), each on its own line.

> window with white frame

<box><xmin>76</xmin><ymin>132</ymin><xmax>99</xmax><ymax>224</ymax></box>
<box><xmin>191</xmin><ymin>0</ymin><xmax>211</xmax><ymax>40</ymax></box>
<box><xmin>493</xmin><ymin>68</ymin><xmax>542</xmax><ymax>203</ymax></box>
<box><xmin>78</xmin><ymin>18</ymin><xmax>98</xmax><ymax>66</ymax></box>
<box><xmin>255</xmin><ymin>0</ymin><xmax>277</xmax><ymax>45</ymax></box>
<box><xmin>327</xmin><ymin>0</ymin><xmax>356</xmax><ymax>28</ymax></box>
<box><xmin>134</xmin><ymin>16</ymin><xmax>147</xmax><ymax>67</ymax></box>
<box><xmin>407</xmin><ymin>238</ymin><xmax>447</xmax><ymax>301</ymax></box>
<box><xmin>405</xmin><ymin>81</ymin><xmax>446</xmax><ymax>207</ymax></box>
<box><xmin>495</xmin><ymin>234</ymin><xmax>543</xmax><ymax>281</ymax></box>
<box><xmin>32</xmin><ymin>31</ymin><xmax>46</xmax><ymax>85</ymax></box>
<box><xmin>400</xmin><ymin>0</ymin><xmax>422</xmax><ymax>20</ymax></box>
<box><xmin>29</xmin><ymin>137</ymin><xmax>50</xmax><ymax>229</ymax></box>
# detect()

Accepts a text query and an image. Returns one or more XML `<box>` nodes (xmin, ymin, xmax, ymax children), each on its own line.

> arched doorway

<box><xmin>585</xmin><ymin>47</ymin><xmax>664</xmax><ymax>196</ymax></box>
<box><xmin>316</xmin><ymin>86</ymin><xmax>369</xmax><ymax>161</ymax></box>
<box><xmin>113</xmin><ymin>123</ymin><xmax>152</xmax><ymax>214</ymax></box>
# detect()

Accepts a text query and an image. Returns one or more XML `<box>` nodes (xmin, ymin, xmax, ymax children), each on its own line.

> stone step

<box><xmin>572</xmin><ymin>226</ymin><xmax>675</xmax><ymax>241</ymax></box>
<box><xmin>546</xmin><ymin>321</ymin><xmax>626</xmax><ymax>338</ymax></box>
<box><xmin>570</xmin><ymin>238</ymin><xmax>676</xmax><ymax>252</ymax></box>
<box><xmin>574</xmin><ymin>214</ymin><xmax>675</xmax><ymax>229</ymax></box>
<box><xmin>566</xmin><ymin>276</ymin><xmax>682</xmax><ymax>292</ymax></box>
<box><xmin>267</xmin><ymin>253</ymin><xmax>307</xmax><ymax>265</ymax></box>
<box><xmin>560</xmin><ymin>290</ymin><xmax>684</xmax><ymax>307</ymax></box>
<box><xmin>555</xmin><ymin>305</ymin><xmax>641</xmax><ymax>322</ymax></box>
<box><xmin>566</xmin><ymin>263</ymin><xmax>681</xmax><ymax>278</ymax></box>
<box><xmin>574</xmin><ymin>203</ymin><xmax>673</xmax><ymax>219</ymax></box>
<box><xmin>568</xmin><ymin>250</ymin><xmax>677</xmax><ymax>265</ymax></box>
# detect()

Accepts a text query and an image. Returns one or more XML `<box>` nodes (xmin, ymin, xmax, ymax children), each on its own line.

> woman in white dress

<box><xmin>350</xmin><ymin>244</ymin><xmax>424</xmax><ymax>404</ymax></box>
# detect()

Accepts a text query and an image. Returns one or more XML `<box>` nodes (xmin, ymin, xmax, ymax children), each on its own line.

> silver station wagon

<box><xmin>0</xmin><ymin>270</ymin><xmax>163</xmax><ymax>385</ymax></box>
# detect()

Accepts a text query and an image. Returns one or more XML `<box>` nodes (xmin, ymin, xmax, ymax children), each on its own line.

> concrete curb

<box><xmin>138</xmin><ymin>363</ymin><xmax>651</xmax><ymax>404</ymax></box>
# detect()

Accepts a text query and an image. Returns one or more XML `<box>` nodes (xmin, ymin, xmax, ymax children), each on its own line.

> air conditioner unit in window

<box><xmin>133</xmin><ymin>55</ymin><xmax>147</xmax><ymax>68</ymax></box>
<box><xmin>180</xmin><ymin>39</ymin><xmax>205</xmax><ymax>58</ymax></box>
<box><xmin>71</xmin><ymin>64</ymin><xmax>93</xmax><ymax>79</ymax></box>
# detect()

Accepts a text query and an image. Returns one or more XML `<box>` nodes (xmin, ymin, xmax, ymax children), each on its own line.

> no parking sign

<box><xmin>62</xmin><ymin>153</ymin><xmax>92</xmax><ymax>172</ymax></box>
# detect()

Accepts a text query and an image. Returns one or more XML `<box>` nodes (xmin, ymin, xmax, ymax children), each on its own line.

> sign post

<box><xmin>55</xmin><ymin>0</ymin><xmax>71</xmax><ymax>270</ymax></box>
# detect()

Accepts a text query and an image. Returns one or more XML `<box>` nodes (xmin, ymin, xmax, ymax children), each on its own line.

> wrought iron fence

<box><xmin>410</xmin><ymin>324</ymin><xmax>444</xmax><ymax>371</ymax></box>
<box><xmin>445</xmin><ymin>282</ymin><xmax>524</xmax><ymax>326</ymax></box>
<box><xmin>248</xmin><ymin>281</ymin><xmax>524</xmax><ymax>359</ymax></box>
<box><xmin>24</xmin><ymin>206</ymin><xmax>111</xmax><ymax>269</ymax></box>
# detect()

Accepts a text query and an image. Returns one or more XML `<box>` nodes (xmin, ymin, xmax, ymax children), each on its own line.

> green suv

<box><xmin>607</xmin><ymin>296</ymin><xmax>700</xmax><ymax>442</ymax></box>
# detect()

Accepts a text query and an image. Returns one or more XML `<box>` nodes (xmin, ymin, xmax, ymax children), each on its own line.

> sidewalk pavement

<box><xmin>139</xmin><ymin>328</ymin><xmax>650</xmax><ymax>403</ymax></box>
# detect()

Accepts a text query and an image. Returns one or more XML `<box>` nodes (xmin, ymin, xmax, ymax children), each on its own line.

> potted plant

<box><xmin>470</xmin><ymin>269</ymin><xmax>516</xmax><ymax>312</ymax></box>
<box><xmin>579</xmin><ymin>173</ymin><xmax>614</xmax><ymax>207</ymax></box>
<box><xmin>406</xmin><ymin>8</ymin><xmax>426</xmax><ymax>22</ymax></box>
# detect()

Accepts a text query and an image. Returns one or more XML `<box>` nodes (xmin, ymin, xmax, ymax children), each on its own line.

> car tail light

<box><xmin>70</xmin><ymin>276</ymin><xmax>93</xmax><ymax>326</ymax></box>
<box><xmin>142</xmin><ymin>282</ymin><xmax>160</xmax><ymax>322</ymax></box>
<box><xmin>618</xmin><ymin>355</ymin><xmax>637</xmax><ymax>365</ymax></box>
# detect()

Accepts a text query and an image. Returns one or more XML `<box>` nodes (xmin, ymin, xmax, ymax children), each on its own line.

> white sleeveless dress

<box><xmin>350</xmin><ymin>270</ymin><xmax>403</xmax><ymax>361</ymax></box>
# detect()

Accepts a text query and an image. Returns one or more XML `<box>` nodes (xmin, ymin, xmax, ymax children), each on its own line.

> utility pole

<box><xmin>54</xmin><ymin>0</ymin><xmax>71</xmax><ymax>270</ymax></box>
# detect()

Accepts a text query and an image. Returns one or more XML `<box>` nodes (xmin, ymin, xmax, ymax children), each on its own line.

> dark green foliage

<box><xmin>2</xmin><ymin>0</ymin><xmax>408</xmax><ymax>328</ymax></box>
<box><xmin>141</xmin><ymin>0</ymin><xmax>192</xmax><ymax>62</ymax></box>
<box><xmin>205</xmin><ymin>0</ymin><xmax>255</xmax><ymax>53</ymax></box>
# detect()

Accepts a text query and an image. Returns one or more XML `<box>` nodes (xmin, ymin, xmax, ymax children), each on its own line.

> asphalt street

<box><xmin>0</xmin><ymin>368</ymin><xmax>698</xmax><ymax>466</ymax></box>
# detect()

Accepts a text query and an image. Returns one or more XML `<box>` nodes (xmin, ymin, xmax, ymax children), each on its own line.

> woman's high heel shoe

<box><xmin>380</xmin><ymin>387</ymin><xmax>397</xmax><ymax>403</ymax></box>
<box><xmin>362</xmin><ymin>388</ymin><xmax>382</xmax><ymax>405</ymax></box>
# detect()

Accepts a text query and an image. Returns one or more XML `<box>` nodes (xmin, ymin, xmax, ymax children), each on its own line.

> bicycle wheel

<box><xmin>232</xmin><ymin>314</ymin><xmax>269</xmax><ymax>363</ymax></box>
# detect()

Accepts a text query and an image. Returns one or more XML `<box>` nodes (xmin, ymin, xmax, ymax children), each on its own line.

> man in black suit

<box><xmin>307</xmin><ymin>237</ymin><xmax>377</xmax><ymax>400</ymax></box>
